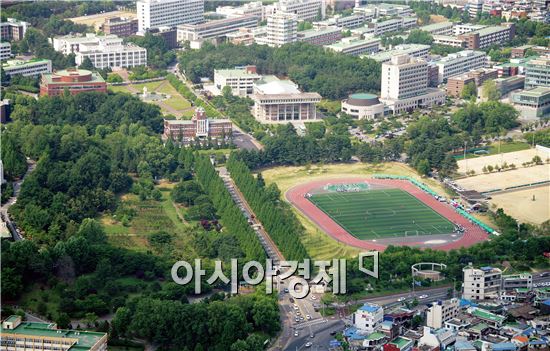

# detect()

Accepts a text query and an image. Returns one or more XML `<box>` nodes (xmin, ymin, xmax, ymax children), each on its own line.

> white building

<box><xmin>353</xmin><ymin>303</ymin><xmax>384</xmax><ymax>333</ymax></box>
<box><xmin>177</xmin><ymin>15</ymin><xmax>258</xmax><ymax>42</ymax></box>
<box><xmin>426</xmin><ymin>299</ymin><xmax>459</xmax><ymax>329</ymax></box>
<box><xmin>435</xmin><ymin>50</ymin><xmax>488</xmax><ymax>83</ymax></box>
<box><xmin>419</xmin><ymin>327</ymin><xmax>457</xmax><ymax>351</ymax></box>
<box><xmin>256</xmin><ymin>12</ymin><xmax>297</xmax><ymax>47</ymax></box>
<box><xmin>1</xmin><ymin>59</ymin><xmax>52</xmax><ymax>77</ymax></box>
<box><xmin>462</xmin><ymin>265</ymin><xmax>502</xmax><ymax>300</ymax></box>
<box><xmin>136</xmin><ymin>0</ymin><xmax>204</xmax><ymax>33</ymax></box>
<box><xmin>214</xmin><ymin>66</ymin><xmax>262</xmax><ymax>96</ymax></box>
<box><xmin>419</xmin><ymin>21</ymin><xmax>454</xmax><ymax>35</ymax></box>
<box><xmin>354</xmin><ymin>3</ymin><xmax>412</xmax><ymax>18</ymax></box>
<box><xmin>251</xmin><ymin>76</ymin><xmax>321</xmax><ymax>123</ymax></box>
<box><xmin>216</xmin><ymin>1</ymin><xmax>268</xmax><ymax>21</ymax></box>
<box><xmin>380</xmin><ymin>55</ymin><xmax>446</xmax><ymax>114</ymax></box>
<box><xmin>366</xmin><ymin>44</ymin><xmax>430</xmax><ymax>63</ymax></box>
<box><xmin>341</xmin><ymin>93</ymin><xmax>385</xmax><ymax>120</ymax></box>
<box><xmin>325</xmin><ymin>37</ymin><xmax>380</xmax><ymax>56</ymax></box>
<box><xmin>0</xmin><ymin>42</ymin><xmax>11</xmax><ymax>60</ymax></box>
<box><xmin>53</xmin><ymin>34</ymin><xmax>147</xmax><ymax>69</ymax></box>
<box><xmin>274</xmin><ymin>0</ymin><xmax>325</xmax><ymax>21</ymax></box>
<box><xmin>453</xmin><ymin>23</ymin><xmax>486</xmax><ymax>36</ymax></box>
<box><xmin>468</xmin><ymin>0</ymin><xmax>484</xmax><ymax>18</ymax></box>
<box><xmin>501</xmin><ymin>273</ymin><xmax>533</xmax><ymax>291</ymax></box>
<box><xmin>313</xmin><ymin>13</ymin><xmax>365</xmax><ymax>30</ymax></box>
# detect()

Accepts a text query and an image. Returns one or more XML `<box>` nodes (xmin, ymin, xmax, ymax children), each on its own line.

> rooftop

<box><xmin>298</xmin><ymin>26</ymin><xmax>341</xmax><ymax>39</ymax></box>
<box><xmin>2</xmin><ymin>59</ymin><xmax>51</xmax><ymax>68</ymax></box>
<box><xmin>390</xmin><ymin>336</ymin><xmax>412</xmax><ymax>349</ymax></box>
<box><xmin>214</xmin><ymin>68</ymin><xmax>261</xmax><ymax>78</ymax></box>
<box><xmin>469</xmin><ymin>322</ymin><xmax>490</xmax><ymax>332</ymax></box>
<box><xmin>436</xmin><ymin>50</ymin><xmax>486</xmax><ymax>64</ymax></box>
<box><xmin>365</xmin><ymin>44</ymin><xmax>429</xmax><ymax>62</ymax></box>
<box><xmin>469</xmin><ymin>308</ymin><xmax>505</xmax><ymax>323</ymax></box>
<box><xmin>515</xmin><ymin>87</ymin><xmax>550</xmax><ymax>97</ymax></box>
<box><xmin>470</xmin><ymin>25</ymin><xmax>511</xmax><ymax>36</ymax></box>
<box><xmin>255</xmin><ymin>77</ymin><xmax>300</xmax><ymax>95</ymax></box>
<box><xmin>357</xmin><ymin>303</ymin><xmax>381</xmax><ymax>313</ymax></box>
<box><xmin>325</xmin><ymin>37</ymin><xmax>379</xmax><ymax>50</ymax></box>
<box><xmin>419</xmin><ymin>21</ymin><xmax>453</xmax><ymax>31</ymax></box>
<box><xmin>367</xmin><ymin>331</ymin><xmax>386</xmax><ymax>340</ymax></box>
<box><xmin>41</xmin><ymin>69</ymin><xmax>105</xmax><ymax>84</ymax></box>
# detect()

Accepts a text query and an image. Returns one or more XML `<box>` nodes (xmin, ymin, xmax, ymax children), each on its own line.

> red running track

<box><xmin>285</xmin><ymin>178</ymin><xmax>489</xmax><ymax>252</ymax></box>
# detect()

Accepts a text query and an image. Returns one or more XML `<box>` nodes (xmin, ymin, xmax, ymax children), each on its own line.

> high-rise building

<box><xmin>137</xmin><ymin>0</ymin><xmax>204</xmax><ymax>33</ymax></box>
<box><xmin>274</xmin><ymin>0</ymin><xmax>325</xmax><ymax>21</ymax></box>
<box><xmin>525</xmin><ymin>56</ymin><xmax>550</xmax><ymax>89</ymax></box>
<box><xmin>177</xmin><ymin>15</ymin><xmax>258</xmax><ymax>42</ymax></box>
<box><xmin>462</xmin><ymin>265</ymin><xmax>502</xmax><ymax>300</ymax></box>
<box><xmin>257</xmin><ymin>13</ymin><xmax>297</xmax><ymax>47</ymax></box>
<box><xmin>0</xmin><ymin>18</ymin><xmax>30</xmax><ymax>41</ymax></box>
<box><xmin>426</xmin><ymin>298</ymin><xmax>459</xmax><ymax>329</ymax></box>
<box><xmin>468</xmin><ymin>0</ymin><xmax>484</xmax><ymax>18</ymax></box>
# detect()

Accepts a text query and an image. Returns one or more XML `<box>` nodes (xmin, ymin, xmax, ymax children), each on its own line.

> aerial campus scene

<box><xmin>0</xmin><ymin>0</ymin><xmax>550</xmax><ymax>350</ymax></box>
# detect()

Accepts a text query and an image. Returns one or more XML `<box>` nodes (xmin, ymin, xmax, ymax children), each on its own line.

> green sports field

<box><xmin>308</xmin><ymin>188</ymin><xmax>455</xmax><ymax>239</ymax></box>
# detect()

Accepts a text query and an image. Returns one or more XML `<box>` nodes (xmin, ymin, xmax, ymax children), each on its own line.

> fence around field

<box><xmin>372</xmin><ymin>174</ymin><xmax>497</xmax><ymax>235</ymax></box>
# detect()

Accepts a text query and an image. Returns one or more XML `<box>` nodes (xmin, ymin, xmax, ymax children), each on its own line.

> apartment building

<box><xmin>136</xmin><ymin>0</ymin><xmax>204</xmax><ymax>32</ymax></box>
<box><xmin>274</xmin><ymin>0</ymin><xmax>325</xmax><ymax>21</ymax></box>
<box><xmin>435</xmin><ymin>50</ymin><xmax>488</xmax><ymax>83</ymax></box>
<box><xmin>459</xmin><ymin>24</ymin><xmax>515</xmax><ymax>50</ymax></box>
<box><xmin>177</xmin><ymin>15</ymin><xmax>258</xmax><ymax>42</ymax></box>
<box><xmin>0</xmin><ymin>18</ymin><xmax>29</xmax><ymax>41</ymax></box>
<box><xmin>163</xmin><ymin>108</ymin><xmax>232</xmax><ymax>144</ymax></box>
<box><xmin>502</xmin><ymin>273</ymin><xmax>533</xmax><ymax>291</ymax></box>
<box><xmin>325</xmin><ymin>37</ymin><xmax>380</xmax><ymax>56</ymax></box>
<box><xmin>419</xmin><ymin>21</ymin><xmax>454</xmax><ymax>36</ymax></box>
<box><xmin>298</xmin><ymin>27</ymin><xmax>342</xmax><ymax>45</ymax></box>
<box><xmin>1</xmin><ymin>59</ymin><xmax>52</xmax><ymax>77</ymax></box>
<box><xmin>353</xmin><ymin>303</ymin><xmax>384</xmax><ymax>333</ymax></box>
<box><xmin>256</xmin><ymin>12</ymin><xmax>298</xmax><ymax>47</ymax></box>
<box><xmin>426</xmin><ymin>299</ymin><xmax>459</xmax><ymax>329</ymax></box>
<box><xmin>1</xmin><ymin>315</ymin><xmax>107</xmax><ymax>351</ymax></box>
<box><xmin>251</xmin><ymin>76</ymin><xmax>321</xmax><ymax>123</ymax></box>
<box><xmin>462</xmin><ymin>265</ymin><xmax>502</xmax><ymax>300</ymax></box>
<box><xmin>0</xmin><ymin>42</ymin><xmax>11</xmax><ymax>60</ymax></box>
<box><xmin>366</xmin><ymin>44</ymin><xmax>430</xmax><ymax>63</ymax></box>
<box><xmin>40</xmin><ymin>68</ymin><xmax>107</xmax><ymax>97</ymax></box>
<box><xmin>101</xmin><ymin>16</ymin><xmax>139</xmax><ymax>37</ymax></box>
<box><xmin>313</xmin><ymin>13</ymin><xmax>365</xmax><ymax>30</ymax></box>
<box><xmin>525</xmin><ymin>56</ymin><xmax>550</xmax><ymax>88</ymax></box>
<box><xmin>214</xmin><ymin>66</ymin><xmax>262</xmax><ymax>96</ymax></box>
<box><xmin>216</xmin><ymin>1</ymin><xmax>268</xmax><ymax>21</ymax></box>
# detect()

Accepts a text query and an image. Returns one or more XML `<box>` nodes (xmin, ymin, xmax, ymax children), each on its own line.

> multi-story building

<box><xmin>177</xmin><ymin>15</ymin><xmax>258</xmax><ymax>42</ymax></box>
<box><xmin>468</xmin><ymin>0</ymin><xmax>484</xmax><ymax>18</ymax></box>
<box><xmin>1</xmin><ymin>315</ymin><xmax>107</xmax><ymax>351</ymax></box>
<box><xmin>494</xmin><ymin>75</ymin><xmax>525</xmax><ymax>95</ymax></box>
<box><xmin>462</xmin><ymin>265</ymin><xmax>502</xmax><ymax>300</ymax></box>
<box><xmin>459</xmin><ymin>24</ymin><xmax>515</xmax><ymax>50</ymax></box>
<box><xmin>511</xmin><ymin>87</ymin><xmax>550</xmax><ymax>118</ymax></box>
<box><xmin>341</xmin><ymin>93</ymin><xmax>385</xmax><ymax>120</ymax></box>
<box><xmin>251</xmin><ymin>76</ymin><xmax>321</xmax><ymax>123</ymax></box>
<box><xmin>384</xmin><ymin>336</ymin><xmax>414</xmax><ymax>351</ymax></box>
<box><xmin>466</xmin><ymin>307</ymin><xmax>505</xmax><ymax>328</ymax></box>
<box><xmin>366</xmin><ymin>44</ymin><xmax>430</xmax><ymax>63</ymax></box>
<box><xmin>453</xmin><ymin>23</ymin><xmax>486</xmax><ymax>36</ymax></box>
<box><xmin>447</xmin><ymin>75</ymin><xmax>476</xmax><ymax>98</ymax></box>
<box><xmin>150</xmin><ymin>26</ymin><xmax>178</xmax><ymax>49</ymax></box>
<box><xmin>1</xmin><ymin>59</ymin><xmax>52</xmax><ymax>77</ymax></box>
<box><xmin>313</xmin><ymin>13</ymin><xmax>365</xmax><ymax>30</ymax></box>
<box><xmin>419</xmin><ymin>327</ymin><xmax>457</xmax><ymax>351</ymax></box>
<box><xmin>52</xmin><ymin>34</ymin><xmax>147</xmax><ymax>69</ymax></box>
<box><xmin>163</xmin><ymin>108</ymin><xmax>232</xmax><ymax>143</ymax></box>
<box><xmin>435</xmin><ymin>50</ymin><xmax>488</xmax><ymax>83</ymax></box>
<box><xmin>371</xmin><ymin>18</ymin><xmax>406</xmax><ymax>36</ymax></box>
<box><xmin>0</xmin><ymin>18</ymin><xmax>29</xmax><ymax>41</ymax></box>
<box><xmin>297</xmin><ymin>27</ymin><xmax>342</xmax><ymax>45</ymax></box>
<box><xmin>274</xmin><ymin>0</ymin><xmax>325</xmax><ymax>21</ymax></box>
<box><xmin>354</xmin><ymin>3</ymin><xmax>412</xmax><ymax>18</ymax></box>
<box><xmin>501</xmin><ymin>273</ymin><xmax>533</xmax><ymax>291</ymax></box>
<box><xmin>433</xmin><ymin>35</ymin><xmax>467</xmax><ymax>48</ymax></box>
<box><xmin>426</xmin><ymin>299</ymin><xmax>459</xmax><ymax>329</ymax></box>
<box><xmin>325</xmin><ymin>37</ymin><xmax>380</xmax><ymax>56</ymax></box>
<box><xmin>353</xmin><ymin>303</ymin><xmax>384</xmax><ymax>333</ymax></box>
<box><xmin>214</xmin><ymin>66</ymin><xmax>262</xmax><ymax>96</ymax></box>
<box><xmin>216</xmin><ymin>1</ymin><xmax>268</xmax><ymax>21</ymax></box>
<box><xmin>101</xmin><ymin>16</ymin><xmax>139</xmax><ymax>37</ymax></box>
<box><xmin>525</xmin><ymin>56</ymin><xmax>550</xmax><ymax>88</ymax></box>
<box><xmin>0</xmin><ymin>42</ymin><xmax>11</xmax><ymax>60</ymax></box>
<box><xmin>136</xmin><ymin>0</ymin><xmax>204</xmax><ymax>33</ymax></box>
<box><xmin>40</xmin><ymin>68</ymin><xmax>107</xmax><ymax>97</ymax></box>
<box><xmin>256</xmin><ymin>13</ymin><xmax>297</xmax><ymax>47</ymax></box>
<box><xmin>419</xmin><ymin>21</ymin><xmax>454</xmax><ymax>35</ymax></box>
<box><xmin>380</xmin><ymin>55</ymin><xmax>446</xmax><ymax>114</ymax></box>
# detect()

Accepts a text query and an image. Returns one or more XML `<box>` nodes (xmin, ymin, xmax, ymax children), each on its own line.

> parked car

<box><xmin>419</xmin><ymin>294</ymin><xmax>428</xmax><ymax>299</ymax></box>
<box><xmin>397</xmin><ymin>297</ymin><xmax>406</xmax><ymax>302</ymax></box>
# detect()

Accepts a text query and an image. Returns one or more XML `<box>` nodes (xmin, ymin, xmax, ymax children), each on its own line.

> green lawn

<box><xmin>309</xmin><ymin>188</ymin><xmax>455</xmax><ymax>239</ymax></box>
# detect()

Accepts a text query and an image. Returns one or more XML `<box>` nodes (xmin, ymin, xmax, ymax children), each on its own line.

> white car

<box><xmin>311</xmin><ymin>295</ymin><xmax>317</xmax><ymax>300</ymax></box>
<box><xmin>294</xmin><ymin>331</ymin><xmax>299</xmax><ymax>337</ymax></box>
<box><xmin>397</xmin><ymin>297</ymin><xmax>406</xmax><ymax>302</ymax></box>
<box><xmin>306</xmin><ymin>315</ymin><xmax>311</xmax><ymax>320</ymax></box>
<box><xmin>305</xmin><ymin>342</ymin><xmax>313</xmax><ymax>347</ymax></box>
<box><xmin>419</xmin><ymin>294</ymin><xmax>429</xmax><ymax>299</ymax></box>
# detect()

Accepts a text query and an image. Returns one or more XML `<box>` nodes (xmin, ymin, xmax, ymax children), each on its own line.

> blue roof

<box><xmin>480</xmin><ymin>266</ymin><xmax>494</xmax><ymax>271</ymax></box>
<box><xmin>358</xmin><ymin>303</ymin><xmax>380</xmax><ymax>313</ymax></box>
<box><xmin>455</xmin><ymin>341</ymin><xmax>476</xmax><ymax>351</ymax></box>
<box><xmin>381</xmin><ymin>321</ymin><xmax>393</xmax><ymax>328</ymax></box>
<box><xmin>543</xmin><ymin>299</ymin><xmax>550</xmax><ymax>306</ymax></box>
<box><xmin>529</xmin><ymin>340</ymin><xmax>547</xmax><ymax>346</ymax></box>
<box><xmin>493</xmin><ymin>342</ymin><xmax>517</xmax><ymax>351</ymax></box>
<box><xmin>459</xmin><ymin>299</ymin><xmax>478</xmax><ymax>307</ymax></box>
<box><xmin>343</xmin><ymin>327</ymin><xmax>368</xmax><ymax>340</ymax></box>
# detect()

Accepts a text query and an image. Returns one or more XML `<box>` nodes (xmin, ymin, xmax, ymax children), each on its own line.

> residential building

<box><xmin>1</xmin><ymin>315</ymin><xmax>107</xmax><ymax>351</ymax></box>
<box><xmin>353</xmin><ymin>303</ymin><xmax>384</xmax><ymax>333</ymax></box>
<box><xmin>256</xmin><ymin>13</ymin><xmax>297</xmax><ymax>47</ymax></box>
<box><xmin>0</xmin><ymin>42</ymin><xmax>11</xmax><ymax>60</ymax></box>
<box><xmin>136</xmin><ymin>0</ymin><xmax>204</xmax><ymax>33</ymax></box>
<box><xmin>380</xmin><ymin>55</ymin><xmax>446</xmax><ymax>114</ymax></box>
<box><xmin>325</xmin><ymin>37</ymin><xmax>380</xmax><ymax>56</ymax></box>
<box><xmin>466</xmin><ymin>307</ymin><xmax>505</xmax><ymax>328</ymax></box>
<box><xmin>525</xmin><ymin>56</ymin><xmax>550</xmax><ymax>88</ymax></box>
<box><xmin>445</xmin><ymin>318</ymin><xmax>471</xmax><ymax>332</ymax></box>
<box><xmin>383</xmin><ymin>336</ymin><xmax>414</xmax><ymax>351</ymax></box>
<box><xmin>52</xmin><ymin>34</ymin><xmax>147</xmax><ymax>69</ymax></box>
<box><xmin>426</xmin><ymin>299</ymin><xmax>459</xmax><ymax>329</ymax></box>
<box><xmin>313</xmin><ymin>13</ymin><xmax>365</xmax><ymax>30</ymax></box>
<box><xmin>502</xmin><ymin>273</ymin><xmax>533</xmax><ymax>291</ymax></box>
<box><xmin>40</xmin><ymin>68</ymin><xmax>107</xmax><ymax>97</ymax></box>
<box><xmin>101</xmin><ymin>16</ymin><xmax>139</xmax><ymax>37</ymax></box>
<box><xmin>163</xmin><ymin>107</ymin><xmax>232</xmax><ymax>143</ymax></box>
<box><xmin>458</xmin><ymin>24</ymin><xmax>515</xmax><ymax>50</ymax></box>
<box><xmin>341</xmin><ymin>93</ymin><xmax>385</xmax><ymax>120</ymax></box>
<box><xmin>251</xmin><ymin>75</ymin><xmax>321</xmax><ymax>123</ymax></box>
<box><xmin>511</xmin><ymin>87</ymin><xmax>550</xmax><ymax>118</ymax></box>
<box><xmin>435</xmin><ymin>50</ymin><xmax>488</xmax><ymax>83</ymax></box>
<box><xmin>1</xmin><ymin>59</ymin><xmax>52</xmax><ymax>77</ymax></box>
<box><xmin>297</xmin><ymin>27</ymin><xmax>342</xmax><ymax>45</ymax></box>
<box><xmin>216</xmin><ymin>1</ymin><xmax>268</xmax><ymax>21</ymax></box>
<box><xmin>177</xmin><ymin>15</ymin><xmax>258</xmax><ymax>42</ymax></box>
<box><xmin>0</xmin><ymin>18</ymin><xmax>29</xmax><ymax>41</ymax></box>
<box><xmin>419</xmin><ymin>21</ymin><xmax>454</xmax><ymax>35</ymax></box>
<box><xmin>419</xmin><ymin>327</ymin><xmax>457</xmax><ymax>350</ymax></box>
<box><xmin>462</xmin><ymin>265</ymin><xmax>502</xmax><ymax>300</ymax></box>
<box><xmin>366</xmin><ymin>44</ymin><xmax>430</xmax><ymax>63</ymax></box>
<box><xmin>214</xmin><ymin>66</ymin><xmax>262</xmax><ymax>96</ymax></box>
<box><xmin>274</xmin><ymin>0</ymin><xmax>325</xmax><ymax>21</ymax></box>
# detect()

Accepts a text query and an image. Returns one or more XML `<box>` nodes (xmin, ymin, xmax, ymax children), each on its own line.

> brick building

<box><xmin>101</xmin><ymin>17</ymin><xmax>139</xmax><ymax>37</ymax></box>
<box><xmin>163</xmin><ymin>108</ymin><xmax>232</xmax><ymax>144</ymax></box>
<box><xmin>40</xmin><ymin>68</ymin><xmax>107</xmax><ymax>96</ymax></box>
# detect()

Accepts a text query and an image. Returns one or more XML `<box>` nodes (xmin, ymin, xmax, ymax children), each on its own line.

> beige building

<box><xmin>426</xmin><ymin>298</ymin><xmax>459</xmax><ymax>329</ymax></box>
<box><xmin>214</xmin><ymin>66</ymin><xmax>262</xmax><ymax>96</ymax></box>
<box><xmin>462</xmin><ymin>265</ymin><xmax>502</xmax><ymax>300</ymax></box>
<box><xmin>341</xmin><ymin>93</ymin><xmax>385</xmax><ymax>120</ymax></box>
<box><xmin>256</xmin><ymin>12</ymin><xmax>297</xmax><ymax>47</ymax></box>
<box><xmin>252</xmin><ymin>76</ymin><xmax>321</xmax><ymax>123</ymax></box>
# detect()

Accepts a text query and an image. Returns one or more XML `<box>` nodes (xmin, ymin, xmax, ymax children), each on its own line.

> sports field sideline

<box><xmin>308</xmin><ymin>188</ymin><xmax>455</xmax><ymax>240</ymax></box>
